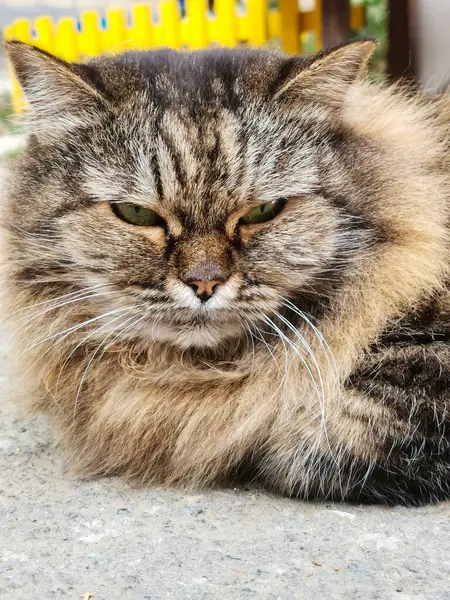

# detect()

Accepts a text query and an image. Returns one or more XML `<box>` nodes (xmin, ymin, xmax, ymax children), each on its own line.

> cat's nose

<box><xmin>182</xmin><ymin>259</ymin><xmax>228</xmax><ymax>302</ymax></box>
<box><xmin>188</xmin><ymin>280</ymin><xmax>225</xmax><ymax>301</ymax></box>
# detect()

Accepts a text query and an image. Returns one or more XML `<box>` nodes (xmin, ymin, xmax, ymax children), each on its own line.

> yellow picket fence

<box><xmin>4</xmin><ymin>0</ymin><xmax>365</xmax><ymax>112</ymax></box>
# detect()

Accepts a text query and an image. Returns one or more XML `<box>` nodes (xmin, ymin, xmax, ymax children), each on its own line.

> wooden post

<box><xmin>321</xmin><ymin>0</ymin><xmax>350</xmax><ymax>47</ymax></box>
<box><xmin>387</xmin><ymin>0</ymin><xmax>417</xmax><ymax>80</ymax></box>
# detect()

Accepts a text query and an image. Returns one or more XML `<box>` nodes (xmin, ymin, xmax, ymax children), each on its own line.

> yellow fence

<box><xmin>4</xmin><ymin>0</ymin><xmax>365</xmax><ymax>112</ymax></box>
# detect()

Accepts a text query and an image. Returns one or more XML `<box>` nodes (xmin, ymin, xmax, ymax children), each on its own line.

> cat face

<box><xmin>5</xmin><ymin>41</ymin><xmax>376</xmax><ymax>349</ymax></box>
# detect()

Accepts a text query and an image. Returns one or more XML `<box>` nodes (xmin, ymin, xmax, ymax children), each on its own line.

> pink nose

<box><xmin>182</xmin><ymin>258</ymin><xmax>229</xmax><ymax>302</ymax></box>
<box><xmin>188</xmin><ymin>280</ymin><xmax>224</xmax><ymax>300</ymax></box>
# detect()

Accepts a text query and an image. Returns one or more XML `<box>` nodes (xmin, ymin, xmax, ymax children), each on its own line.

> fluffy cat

<box><xmin>3</xmin><ymin>39</ymin><xmax>450</xmax><ymax>505</ymax></box>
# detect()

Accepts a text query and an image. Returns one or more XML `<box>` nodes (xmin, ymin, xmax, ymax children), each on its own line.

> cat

<box><xmin>3</xmin><ymin>38</ymin><xmax>450</xmax><ymax>506</ymax></box>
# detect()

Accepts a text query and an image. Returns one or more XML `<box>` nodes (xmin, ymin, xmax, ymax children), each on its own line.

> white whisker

<box><xmin>7</xmin><ymin>283</ymin><xmax>112</xmax><ymax>318</ymax></box>
<box><xmin>247</xmin><ymin>322</ymin><xmax>279</xmax><ymax>368</ymax></box>
<box><xmin>17</xmin><ymin>307</ymin><xmax>129</xmax><ymax>360</ymax></box>
<box><xmin>261</xmin><ymin>315</ymin><xmax>323</xmax><ymax>413</ymax></box>
<box><xmin>273</xmin><ymin>309</ymin><xmax>326</xmax><ymax>408</ymax></box>
<box><xmin>281</xmin><ymin>298</ymin><xmax>338</xmax><ymax>379</ymax></box>
<box><xmin>11</xmin><ymin>290</ymin><xmax>117</xmax><ymax>332</ymax></box>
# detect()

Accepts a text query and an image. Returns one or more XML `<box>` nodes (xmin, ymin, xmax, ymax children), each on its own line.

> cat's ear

<box><xmin>274</xmin><ymin>39</ymin><xmax>377</xmax><ymax>107</ymax></box>
<box><xmin>5</xmin><ymin>41</ymin><xmax>108</xmax><ymax>135</ymax></box>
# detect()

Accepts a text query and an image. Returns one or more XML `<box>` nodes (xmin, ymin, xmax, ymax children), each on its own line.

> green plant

<box><xmin>355</xmin><ymin>0</ymin><xmax>387</xmax><ymax>80</ymax></box>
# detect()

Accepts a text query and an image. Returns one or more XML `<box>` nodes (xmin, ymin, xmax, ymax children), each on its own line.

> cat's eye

<box><xmin>112</xmin><ymin>202</ymin><xmax>165</xmax><ymax>227</ymax></box>
<box><xmin>239</xmin><ymin>199</ymin><xmax>287</xmax><ymax>225</ymax></box>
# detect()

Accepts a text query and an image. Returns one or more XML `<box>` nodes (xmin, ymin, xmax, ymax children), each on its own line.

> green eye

<box><xmin>239</xmin><ymin>198</ymin><xmax>286</xmax><ymax>225</ymax></box>
<box><xmin>112</xmin><ymin>202</ymin><xmax>165</xmax><ymax>227</ymax></box>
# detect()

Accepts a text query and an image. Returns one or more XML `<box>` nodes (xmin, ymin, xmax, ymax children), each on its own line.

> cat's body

<box><xmin>4</xmin><ymin>40</ymin><xmax>450</xmax><ymax>505</ymax></box>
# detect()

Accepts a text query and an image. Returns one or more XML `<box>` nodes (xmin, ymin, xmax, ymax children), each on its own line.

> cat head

<box><xmin>5</xmin><ymin>39</ymin><xmax>377</xmax><ymax>349</ymax></box>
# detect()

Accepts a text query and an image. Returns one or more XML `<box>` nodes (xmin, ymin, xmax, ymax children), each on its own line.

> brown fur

<box><xmin>3</xmin><ymin>39</ymin><xmax>450</xmax><ymax>505</ymax></box>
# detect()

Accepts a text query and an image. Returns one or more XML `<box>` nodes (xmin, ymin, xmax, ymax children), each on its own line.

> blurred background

<box><xmin>0</xmin><ymin>0</ymin><xmax>448</xmax><ymax>160</ymax></box>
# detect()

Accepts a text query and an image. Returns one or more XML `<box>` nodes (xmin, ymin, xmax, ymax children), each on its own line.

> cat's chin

<box><xmin>141</xmin><ymin>318</ymin><xmax>244</xmax><ymax>349</ymax></box>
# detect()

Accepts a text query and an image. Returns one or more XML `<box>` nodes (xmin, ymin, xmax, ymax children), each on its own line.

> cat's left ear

<box><xmin>274</xmin><ymin>39</ymin><xmax>377</xmax><ymax>107</ymax></box>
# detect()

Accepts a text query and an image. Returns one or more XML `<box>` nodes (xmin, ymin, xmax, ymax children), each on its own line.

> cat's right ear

<box><xmin>5</xmin><ymin>41</ymin><xmax>108</xmax><ymax>136</ymax></box>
